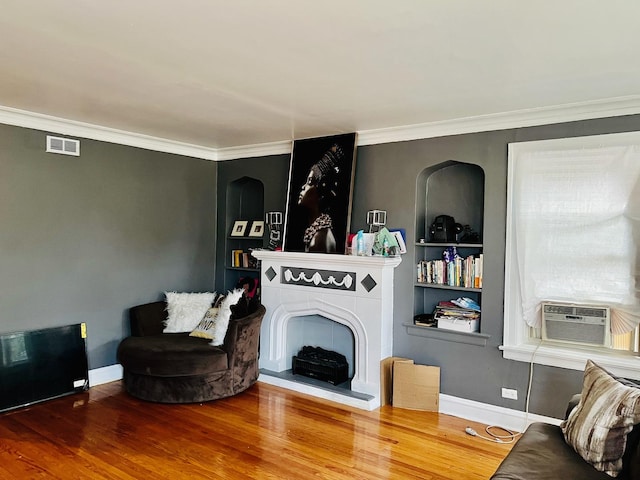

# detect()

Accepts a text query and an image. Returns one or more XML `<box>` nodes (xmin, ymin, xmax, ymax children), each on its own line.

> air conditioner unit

<box><xmin>541</xmin><ymin>302</ymin><xmax>611</xmax><ymax>348</ymax></box>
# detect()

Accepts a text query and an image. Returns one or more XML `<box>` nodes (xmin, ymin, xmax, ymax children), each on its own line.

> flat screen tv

<box><xmin>0</xmin><ymin>323</ymin><xmax>89</xmax><ymax>413</ymax></box>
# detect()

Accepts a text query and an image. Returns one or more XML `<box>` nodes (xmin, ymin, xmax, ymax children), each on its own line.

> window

<box><xmin>502</xmin><ymin>132</ymin><xmax>640</xmax><ymax>379</ymax></box>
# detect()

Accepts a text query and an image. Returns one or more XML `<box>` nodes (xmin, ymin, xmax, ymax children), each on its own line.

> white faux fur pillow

<box><xmin>190</xmin><ymin>289</ymin><xmax>244</xmax><ymax>346</ymax></box>
<box><xmin>163</xmin><ymin>291</ymin><xmax>216</xmax><ymax>333</ymax></box>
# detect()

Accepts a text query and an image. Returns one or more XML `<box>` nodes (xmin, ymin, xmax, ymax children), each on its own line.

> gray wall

<box><xmin>217</xmin><ymin>114</ymin><xmax>640</xmax><ymax>418</ymax></box>
<box><xmin>0</xmin><ymin>124</ymin><xmax>217</xmax><ymax>369</ymax></box>
<box><xmin>5</xmin><ymin>113</ymin><xmax>637</xmax><ymax>415</ymax></box>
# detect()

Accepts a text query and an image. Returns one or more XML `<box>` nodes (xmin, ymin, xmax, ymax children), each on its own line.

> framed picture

<box><xmin>283</xmin><ymin>133</ymin><xmax>357</xmax><ymax>254</ymax></box>
<box><xmin>248</xmin><ymin>220</ymin><xmax>265</xmax><ymax>237</ymax></box>
<box><xmin>230</xmin><ymin>220</ymin><xmax>248</xmax><ymax>237</ymax></box>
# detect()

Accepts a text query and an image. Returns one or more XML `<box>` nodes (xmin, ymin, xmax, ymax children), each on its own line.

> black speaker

<box><xmin>429</xmin><ymin>215</ymin><xmax>462</xmax><ymax>242</ymax></box>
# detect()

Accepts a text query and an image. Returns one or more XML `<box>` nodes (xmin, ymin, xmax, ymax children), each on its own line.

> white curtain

<box><xmin>513</xmin><ymin>141</ymin><xmax>640</xmax><ymax>333</ymax></box>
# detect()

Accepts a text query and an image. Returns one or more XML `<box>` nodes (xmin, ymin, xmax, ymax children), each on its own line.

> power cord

<box><xmin>464</xmin><ymin>340</ymin><xmax>542</xmax><ymax>443</ymax></box>
<box><xmin>464</xmin><ymin>426</ymin><xmax>518</xmax><ymax>444</ymax></box>
<box><xmin>523</xmin><ymin>340</ymin><xmax>541</xmax><ymax>429</ymax></box>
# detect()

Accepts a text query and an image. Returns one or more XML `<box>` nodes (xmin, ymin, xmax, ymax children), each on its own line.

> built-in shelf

<box><xmin>413</xmin><ymin>161</ymin><xmax>486</xmax><ymax>337</ymax></box>
<box><xmin>224</xmin><ymin>176</ymin><xmax>264</xmax><ymax>292</ymax></box>
<box><xmin>403</xmin><ymin>322</ymin><xmax>490</xmax><ymax>347</ymax></box>
<box><xmin>416</xmin><ymin>242</ymin><xmax>483</xmax><ymax>248</ymax></box>
<box><xmin>414</xmin><ymin>283</ymin><xmax>481</xmax><ymax>292</ymax></box>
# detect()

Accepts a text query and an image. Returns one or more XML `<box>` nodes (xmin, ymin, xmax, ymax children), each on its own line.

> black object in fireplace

<box><xmin>292</xmin><ymin>345</ymin><xmax>349</xmax><ymax>385</ymax></box>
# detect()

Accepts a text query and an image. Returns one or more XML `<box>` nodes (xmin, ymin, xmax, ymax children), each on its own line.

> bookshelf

<box><xmin>224</xmin><ymin>177</ymin><xmax>264</xmax><ymax>294</ymax></box>
<box><xmin>410</xmin><ymin>161</ymin><xmax>487</xmax><ymax>343</ymax></box>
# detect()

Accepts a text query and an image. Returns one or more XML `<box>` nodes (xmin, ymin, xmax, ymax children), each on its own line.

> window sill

<box><xmin>500</xmin><ymin>343</ymin><xmax>640</xmax><ymax>380</ymax></box>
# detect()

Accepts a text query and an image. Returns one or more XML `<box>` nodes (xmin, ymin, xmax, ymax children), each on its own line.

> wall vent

<box><xmin>46</xmin><ymin>135</ymin><xmax>80</xmax><ymax>156</ymax></box>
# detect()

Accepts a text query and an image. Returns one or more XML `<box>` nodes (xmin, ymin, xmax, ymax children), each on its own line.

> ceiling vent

<box><xmin>46</xmin><ymin>135</ymin><xmax>80</xmax><ymax>156</ymax></box>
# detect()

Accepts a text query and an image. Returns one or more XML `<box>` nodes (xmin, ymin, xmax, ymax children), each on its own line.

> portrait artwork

<box><xmin>283</xmin><ymin>133</ymin><xmax>357</xmax><ymax>254</ymax></box>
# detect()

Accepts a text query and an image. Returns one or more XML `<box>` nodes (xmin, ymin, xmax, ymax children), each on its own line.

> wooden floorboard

<box><xmin>0</xmin><ymin>381</ymin><xmax>513</xmax><ymax>479</ymax></box>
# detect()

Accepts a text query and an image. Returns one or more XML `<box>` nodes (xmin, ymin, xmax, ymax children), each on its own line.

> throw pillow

<box><xmin>163</xmin><ymin>291</ymin><xmax>216</xmax><ymax>333</ymax></box>
<box><xmin>561</xmin><ymin>359</ymin><xmax>640</xmax><ymax>476</ymax></box>
<box><xmin>189</xmin><ymin>289</ymin><xmax>244</xmax><ymax>345</ymax></box>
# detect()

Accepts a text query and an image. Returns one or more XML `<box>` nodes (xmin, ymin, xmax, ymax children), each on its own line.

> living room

<box><xmin>1</xmin><ymin>2</ymin><xmax>639</xmax><ymax>478</ymax></box>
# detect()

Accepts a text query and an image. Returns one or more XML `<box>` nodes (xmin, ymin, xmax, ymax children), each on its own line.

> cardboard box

<box><xmin>380</xmin><ymin>357</ymin><xmax>412</xmax><ymax>406</ymax></box>
<box><xmin>436</xmin><ymin>317</ymin><xmax>479</xmax><ymax>333</ymax></box>
<box><xmin>392</xmin><ymin>361</ymin><xmax>440</xmax><ymax>411</ymax></box>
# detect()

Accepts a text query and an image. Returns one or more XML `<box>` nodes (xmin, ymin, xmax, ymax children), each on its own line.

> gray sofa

<box><xmin>491</xmin><ymin>392</ymin><xmax>640</xmax><ymax>480</ymax></box>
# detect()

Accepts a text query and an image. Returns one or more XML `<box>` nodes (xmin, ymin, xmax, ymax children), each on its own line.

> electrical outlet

<box><xmin>501</xmin><ymin>387</ymin><xmax>518</xmax><ymax>400</ymax></box>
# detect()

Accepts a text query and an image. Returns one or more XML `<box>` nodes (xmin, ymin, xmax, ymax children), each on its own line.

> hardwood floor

<box><xmin>0</xmin><ymin>381</ymin><xmax>512</xmax><ymax>479</ymax></box>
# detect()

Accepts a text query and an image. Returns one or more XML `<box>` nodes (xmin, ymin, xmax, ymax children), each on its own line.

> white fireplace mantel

<box><xmin>252</xmin><ymin>250</ymin><xmax>401</xmax><ymax>410</ymax></box>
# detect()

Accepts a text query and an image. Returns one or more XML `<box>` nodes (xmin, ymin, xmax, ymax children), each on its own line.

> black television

<box><xmin>0</xmin><ymin>323</ymin><xmax>89</xmax><ymax>412</ymax></box>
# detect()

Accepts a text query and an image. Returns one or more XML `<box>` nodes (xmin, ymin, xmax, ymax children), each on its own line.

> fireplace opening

<box><xmin>285</xmin><ymin>314</ymin><xmax>355</xmax><ymax>391</ymax></box>
<box><xmin>292</xmin><ymin>346</ymin><xmax>349</xmax><ymax>385</ymax></box>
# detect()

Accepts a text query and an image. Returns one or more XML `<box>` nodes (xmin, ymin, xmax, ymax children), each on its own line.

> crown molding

<box><xmin>356</xmin><ymin>95</ymin><xmax>640</xmax><ymax>146</ymax></box>
<box><xmin>215</xmin><ymin>140</ymin><xmax>292</xmax><ymax>161</ymax></box>
<box><xmin>217</xmin><ymin>95</ymin><xmax>640</xmax><ymax>159</ymax></box>
<box><xmin>3</xmin><ymin>95</ymin><xmax>640</xmax><ymax>162</ymax></box>
<box><xmin>0</xmin><ymin>105</ymin><xmax>220</xmax><ymax>161</ymax></box>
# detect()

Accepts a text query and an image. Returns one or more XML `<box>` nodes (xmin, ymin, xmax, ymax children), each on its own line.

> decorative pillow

<box><xmin>190</xmin><ymin>289</ymin><xmax>244</xmax><ymax>345</ymax></box>
<box><xmin>561</xmin><ymin>360</ymin><xmax>640</xmax><ymax>476</ymax></box>
<box><xmin>163</xmin><ymin>291</ymin><xmax>216</xmax><ymax>333</ymax></box>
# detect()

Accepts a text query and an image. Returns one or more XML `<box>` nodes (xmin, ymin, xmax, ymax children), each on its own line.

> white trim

<box><xmin>93</xmin><ymin>364</ymin><xmax>562</xmax><ymax>429</ymax></box>
<box><xmin>503</xmin><ymin>132</ymin><xmax>640</xmax><ymax>379</ymax></box>
<box><xmin>216</xmin><ymin>140</ymin><xmax>292</xmax><ymax>161</ymax></box>
<box><xmin>439</xmin><ymin>393</ymin><xmax>562</xmax><ymax>432</ymax></box>
<box><xmin>0</xmin><ymin>105</ymin><xmax>219</xmax><ymax>161</ymax></box>
<box><xmin>2</xmin><ymin>95</ymin><xmax>640</xmax><ymax>161</ymax></box>
<box><xmin>88</xmin><ymin>363</ymin><xmax>123</xmax><ymax>387</ymax></box>
<box><xmin>257</xmin><ymin>377</ymin><xmax>562</xmax><ymax>430</ymax></box>
<box><xmin>500</xmin><ymin>344</ymin><xmax>640</xmax><ymax>381</ymax></box>
<box><xmin>356</xmin><ymin>95</ymin><xmax>640</xmax><ymax>147</ymax></box>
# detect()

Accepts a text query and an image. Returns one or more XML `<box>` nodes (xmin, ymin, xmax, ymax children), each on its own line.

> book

<box><xmin>232</xmin><ymin>249</ymin><xmax>243</xmax><ymax>267</ymax></box>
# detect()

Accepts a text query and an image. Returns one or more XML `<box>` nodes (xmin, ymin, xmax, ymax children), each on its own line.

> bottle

<box><xmin>356</xmin><ymin>230</ymin><xmax>365</xmax><ymax>256</ymax></box>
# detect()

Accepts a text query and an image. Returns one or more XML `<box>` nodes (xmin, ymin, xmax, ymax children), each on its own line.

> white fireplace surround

<box><xmin>252</xmin><ymin>250</ymin><xmax>401</xmax><ymax>410</ymax></box>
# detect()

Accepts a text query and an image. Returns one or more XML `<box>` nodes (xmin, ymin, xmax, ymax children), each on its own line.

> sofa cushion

<box><xmin>491</xmin><ymin>422</ymin><xmax>612</xmax><ymax>479</ymax></box>
<box><xmin>561</xmin><ymin>360</ymin><xmax>640</xmax><ymax>477</ymax></box>
<box><xmin>118</xmin><ymin>334</ymin><xmax>228</xmax><ymax>376</ymax></box>
<box><xmin>189</xmin><ymin>306</ymin><xmax>222</xmax><ymax>340</ymax></box>
<box><xmin>130</xmin><ymin>301</ymin><xmax>167</xmax><ymax>337</ymax></box>
<box><xmin>189</xmin><ymin>289</ymin><xmax>244</xmax><ymax>345</ymax></box>
<box><xmin>163</xmin><ymin>291</ymin><xmax>216</xmax><ymax>333</ymax></box>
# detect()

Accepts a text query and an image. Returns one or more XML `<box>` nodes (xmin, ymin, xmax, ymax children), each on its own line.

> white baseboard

<box><xmin>89</xmin><ymin>364</ymin><xmax>562</xmax><ymax>431</ymax></box>
<box><xmin>88</xmin><ymin>364</ymin><xmax>123</xmax><ymax>387</ymax></box>
<box><xmin>439</xmin><ymin>393</ymin><xmax>562</xmax><ymax>432</ymax></box>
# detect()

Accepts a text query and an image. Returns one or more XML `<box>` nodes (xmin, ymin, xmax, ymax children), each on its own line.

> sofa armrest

<box><xmin>129</xmin><ymin>301</ymin><xmax>167</xmax><ymax>337</ymax></box>
<box><xmin>224</xmin><ymin>304</ymin><xmax>266</xmax><ymax>392</ymax></box>
<box><xmin>566</xmin><ymin>393</ymin><xmax>581</xmax><ymax>420</ymax></box>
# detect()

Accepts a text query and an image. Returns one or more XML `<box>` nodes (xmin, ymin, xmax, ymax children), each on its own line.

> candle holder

<box><xmin>366</xmin><ymin>210</ymin><xmax>387</xmax><ymax>233</ymax></box>
<box><xmin>265</xmin><ymin>211</ymin><xmax>283</xmax><ymax>250</ymax></box>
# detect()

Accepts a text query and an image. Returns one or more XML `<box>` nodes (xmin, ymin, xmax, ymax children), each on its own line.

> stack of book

<box><xmin>433</xmin><ymin>298</ymin><xmax>480</xmax><ymax>333</ymax></box>
<box><xmin>416</xmin><ymin>253</ymin><xmax>482</xmax><ymax>288</ymax></box>
<box><xmin>230</xmin><ymin>249</ymin><xmax>258</xmax><ymax>269</ymax></box>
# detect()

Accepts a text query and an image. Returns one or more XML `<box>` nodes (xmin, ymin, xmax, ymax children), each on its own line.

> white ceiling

<box><xmin>1</xmin><ymin>1</ymin><xmax>640</xmax><ymax>154</ymax></box>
